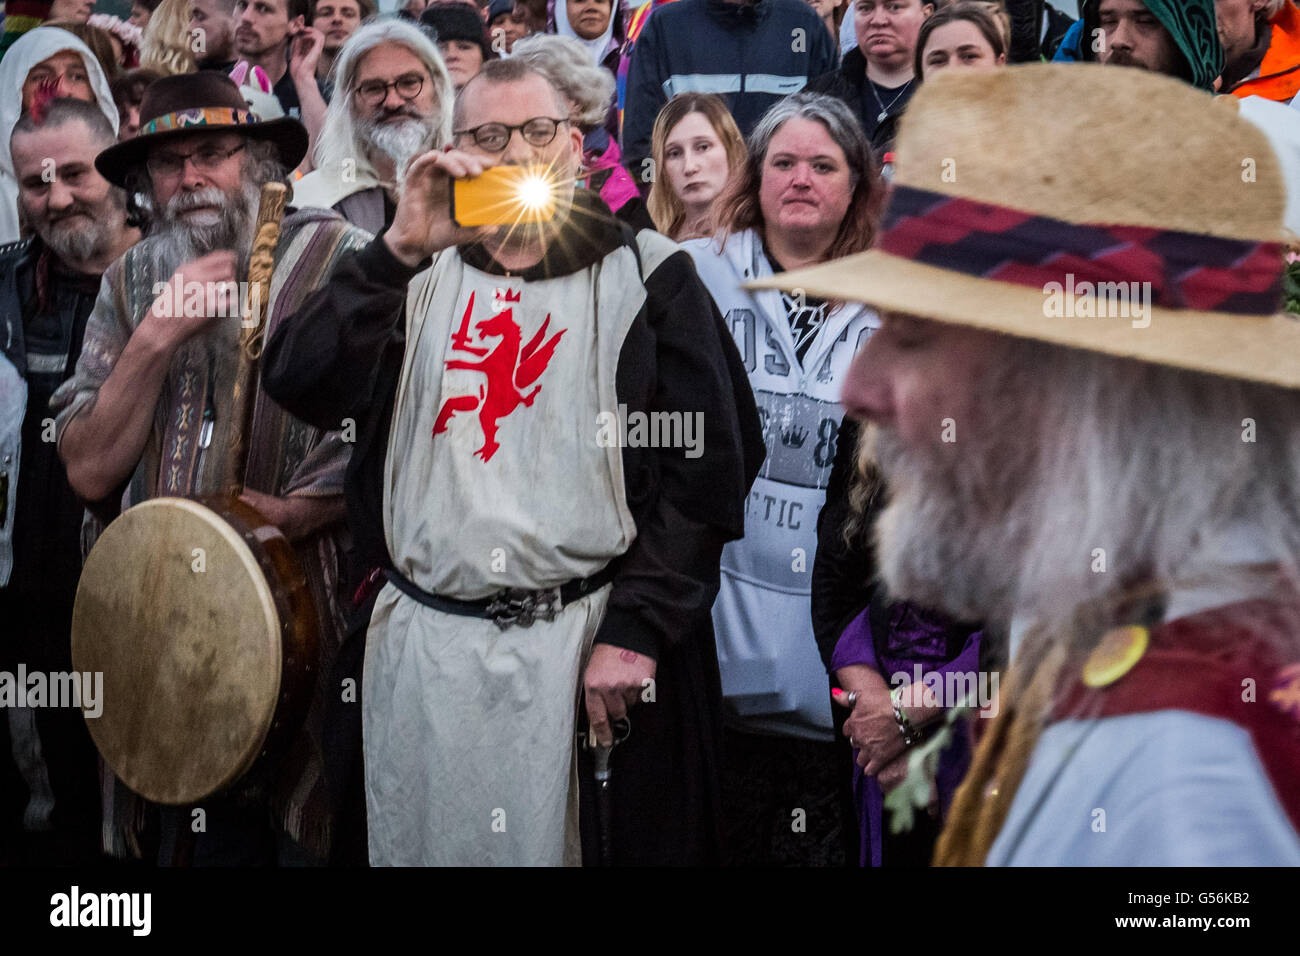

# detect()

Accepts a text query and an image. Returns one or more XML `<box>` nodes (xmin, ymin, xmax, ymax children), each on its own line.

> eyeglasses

<box><xmin>453</xmin><ymin>118</ymin><xmax>568</xmax><ymax>153</ymax></box>
<box><xmin>147</xmin><ymin>142</ymin><xmax>245</xmax><ymax>179</ymax></box>
<box><xmin>354</xmin><ymin>73</ymin><xmax>425</xmax><ymax>107</ymax></box>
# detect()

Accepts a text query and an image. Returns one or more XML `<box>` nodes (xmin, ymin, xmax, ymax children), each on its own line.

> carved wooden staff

<box><xmin>223</xmin><ymin>181</ymin><xmax>288</xmax><ymax>496</ymax></box>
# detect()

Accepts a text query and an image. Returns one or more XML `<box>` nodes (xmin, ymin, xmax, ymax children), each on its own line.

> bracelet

<box><xmin>891</xmin><ymin>685</ymin><xmax>923</xmax><ymax>746</ymax></box>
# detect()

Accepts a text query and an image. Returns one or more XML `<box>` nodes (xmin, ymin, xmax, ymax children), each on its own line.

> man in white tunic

<box><xmin>758</xmin><ymin>64</ymin><xmax>1300</xmax><ymax>865</ymax></box>
<box><xmin>263</xmin><ymin>57</ymin><xmax>762</xmax><ymax>865</ymax></box>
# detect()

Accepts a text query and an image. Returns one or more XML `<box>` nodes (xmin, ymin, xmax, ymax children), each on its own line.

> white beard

<box><xmin>151</xmin><ymin>180</ymin><xmax>259</xmax><ymax>275</ymax></box>
<box><xmin>869</xmin><ymin>362</ymin><xmax>1041</xmax><ymax>627</ymax></box>
<box><xmin>360</xmin><ymin>115</ymin><xmax>436</xmax><ymax>175</ymax></box>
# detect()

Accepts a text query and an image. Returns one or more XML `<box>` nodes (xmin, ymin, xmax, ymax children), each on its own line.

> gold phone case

<box><xmin>450</xmin><ymin>165</ymin><xmax>558</xmax><ymax>227</ymax></box>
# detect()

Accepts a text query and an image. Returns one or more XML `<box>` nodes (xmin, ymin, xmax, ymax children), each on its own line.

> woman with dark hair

<box><xmin>809</xmin><ymin>0</ymin><xmax>935</xmax><ymax>155</ymax></box>
<box><xmin>647</xmin><ymin>92</ymin><xmax>746</xmax><ymax>241</ymax></box>
<box><xmin>109</xmin><ymin>67</ymin><xmax>162</xmax><ymax>140</ymax></box>
<box><xmin>684</xmin><ymin>91</ymin><xmax>883</xmax><ymax>865</ymax></box>
<box><xmin>916</xmin><ymin>1</ymin><xmax>1007</xmax><ymax>77</ymax></box>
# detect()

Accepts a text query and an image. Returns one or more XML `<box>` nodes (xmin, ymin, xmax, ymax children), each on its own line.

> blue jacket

<box><xmin>621</xmin><ymin>0</ymin><xmax>838</xmax><ymax>172</ymax></box>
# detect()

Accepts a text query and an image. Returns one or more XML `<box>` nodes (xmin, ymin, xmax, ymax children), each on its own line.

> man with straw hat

<box><xmin>755</xmin><ymin>63</ymin><xmax>1300</xmax><ymax>864</ymax></box>
<box><xmin>51</xmin><ymin>72</ymin><xmax>369</xmax><ymax>864</ymax></box>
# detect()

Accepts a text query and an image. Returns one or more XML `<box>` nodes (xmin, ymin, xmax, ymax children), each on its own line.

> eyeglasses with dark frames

<box><xmin>354</xmin><ymin>73</ymin><xmax>426</xmax><ymax>107</ymax></box>
<box><xmin>453</xmin><ymin>117</ymin><xmax>569</xmax><ymax>153</ymax></box>
<box><xmin>146</xmin><ymin>142</ymin><xmax>246</xmax><ymax>179</ymax></box>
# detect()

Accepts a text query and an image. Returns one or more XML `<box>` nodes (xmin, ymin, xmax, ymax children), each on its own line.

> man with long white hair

<box><xmin>758</xmin><ymin>63</ymin><xmax>1300</xmax><ymax>865</ymax></box>
<box><xmin>292</xmin><ymin>17</ymin><xmax>453</xmax><ymax>233</ymax></box>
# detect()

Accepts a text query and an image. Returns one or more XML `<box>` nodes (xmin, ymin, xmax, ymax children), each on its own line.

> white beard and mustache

<box><xmin>868</xmin><ymin>357</ymin><xmax>1041</xmax><ymax>628</ymax></box>
<box><xmin>150</xmin><ymin>179</ymin><xmax>261</xmax><ymax>278</ymax></box>
<box><xmin>357</xmin><ymin>110</ymin><xmax>437</xmax><ymax>178</ymax></box>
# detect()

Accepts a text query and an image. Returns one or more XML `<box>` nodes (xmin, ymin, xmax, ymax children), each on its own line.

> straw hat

<box><xmin>748</xmin><ymin>64</ymin><xmax>1300</xmax><ymax>389</ymax></box>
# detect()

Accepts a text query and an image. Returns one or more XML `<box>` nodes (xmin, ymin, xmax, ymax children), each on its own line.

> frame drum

<box><xmin>71</xmin><ymin>496</ymin><xmax>318</xmax><ymax>805</ymax></box>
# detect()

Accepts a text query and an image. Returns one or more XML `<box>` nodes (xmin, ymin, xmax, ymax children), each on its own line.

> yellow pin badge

<box><xmin>1082</xmin><ymin>625</ymin><xmax>1150</xmax><ymax>688</ymax></box>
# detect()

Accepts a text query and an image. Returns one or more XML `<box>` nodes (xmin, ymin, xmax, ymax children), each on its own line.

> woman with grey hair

<box><xmin>293</xmin><ymin>17</ymin><xmax>454</xmax><ymax>232</ymax></box>
<box><xmin>683</xmin><ymin>91</ymin><xmax>883</xmax><ymax>864</ymax></box>
<box><xmin>511</xmin><ymin>33</ymin><xmax>650</xmax><ymax>229</ymax></box>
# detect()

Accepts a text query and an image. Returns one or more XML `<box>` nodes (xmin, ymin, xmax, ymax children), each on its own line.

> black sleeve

<box><xmin>1005</xmin><ymin>0</ymin><xmax>1047</xmax><ymax>63</ymax></box>
<box><xmin>810</xmin><ymin>415</ymin><xmax>880</xmax><ymax>673</ymax></box>
<box><xmin>595</xmin><ymin>251</ymin><xmax>765</xmax><ymax>660</ymax></box>
<box><xmin>261</xmin><ymin>234</ymin><xmax>424</xmax><ymax>430</ymax></box>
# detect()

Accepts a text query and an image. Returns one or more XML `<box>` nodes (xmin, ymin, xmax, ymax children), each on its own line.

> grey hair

<box><xmin>313</xmin><ymin>18</ymin><xmax>455</xmax><ymax>172</ymax></box>
<box><xmin>11</xmin><ymin>97</ymin><xmax>117</xmax><ymax>150</ymax></box>
<box><xmin>877</xmin><ymin>333</ymin><xmax>1300</xmax><ymax>652</ymax></box>
<box><xmin>452</xmin><ymin>57</ymin><xmax>571</xmax><ymax>132</ymax></box>
<box><xmin>1264</xmin><ymin>0</ymin><xmax>1286</xmax><ymax>17</ymax></box>
<box><xmin>508</xmin><ymin>33</ymin><xmax>614</xmax><ymax>129</ymax></box>
<box><xmin>745</xmin><ymin>91</ymin><xmax>871</xmax><ymax>189</ymax></box>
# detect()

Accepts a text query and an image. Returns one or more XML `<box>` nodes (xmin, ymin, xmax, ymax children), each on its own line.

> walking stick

<box><xmin>223</xmin><ymin>181</ymin><xmax>288</xmax><ymax>496</ymax></box>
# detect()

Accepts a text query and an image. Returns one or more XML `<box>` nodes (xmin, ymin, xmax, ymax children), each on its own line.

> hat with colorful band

<box><xmin>747</xmin><ymin>64</ymin><xmax>1300</xmax><ymax>390</ymax></box>
<box><xmin>95</xmin><ymin>71</ymin><xmax>309</xmax><ymax>189</ymax></box>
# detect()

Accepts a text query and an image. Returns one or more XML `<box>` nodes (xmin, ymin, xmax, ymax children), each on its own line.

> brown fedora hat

<box><xmin>95</xmin><ymin>71</ymin><xmax>309</xmax><ymax>188</ymax></box>
<box><xmin>749</xmin><ymin>64</ymin><xmax>1300</xmax><ymax>390</ymax></box>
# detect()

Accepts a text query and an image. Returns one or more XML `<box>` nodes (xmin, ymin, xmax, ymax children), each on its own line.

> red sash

<box><xmin>1053</xmin><ymin>599</ymin><xmax>1300</xmax><ymax>835</ymax></box>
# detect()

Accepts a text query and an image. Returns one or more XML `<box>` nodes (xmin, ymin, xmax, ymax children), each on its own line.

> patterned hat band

<box><xmin>139</xmin><ymin>107</ymin><xmax>258</xmax><ymax>138</ymax></box>
<box><xmin>877</xmin><ymin>185</ymin><xmax>1285</xmax><ymax>316</ymax></box>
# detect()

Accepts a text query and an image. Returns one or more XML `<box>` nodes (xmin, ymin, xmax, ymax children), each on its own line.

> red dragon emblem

<box><xmin>432</xmin><ymin>291</ymin><xmax>566</xmax><ymax>462</ymax></box>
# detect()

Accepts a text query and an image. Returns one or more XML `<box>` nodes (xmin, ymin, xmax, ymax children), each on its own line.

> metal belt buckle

<box><xmin>486</xmin><ymin>586</ymin><xmax>562</xmax><ymax>630</ymax></box>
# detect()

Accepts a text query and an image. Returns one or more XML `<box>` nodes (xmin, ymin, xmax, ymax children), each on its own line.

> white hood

<box><xmin>553</xmin><ymin>0</ymin><xmax>617</xmax><ymax>67</ymax></box>
<box><xmin>0</xmin><ymin>26</ymin><xmax>120</xmax><ymax>244</ymax></box>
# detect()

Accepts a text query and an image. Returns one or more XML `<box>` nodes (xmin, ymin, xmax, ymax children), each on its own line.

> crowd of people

<box><xmin>2</xmin><ymin>0</ymin><xmax>1300</xmax><ymax>868</ymax></box>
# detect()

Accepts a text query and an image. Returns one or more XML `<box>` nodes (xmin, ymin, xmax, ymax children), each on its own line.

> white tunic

<box><xmin>364</xmin><ymin>242</ymin><xmax>649</xmax><ymax>866</ymax></box>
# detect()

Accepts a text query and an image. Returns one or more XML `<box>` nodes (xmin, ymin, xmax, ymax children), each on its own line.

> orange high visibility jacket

<box><xmin>1230</xmin><ymin>1</ymin><xmax>1300</xmax><ymax>102</ymax></box>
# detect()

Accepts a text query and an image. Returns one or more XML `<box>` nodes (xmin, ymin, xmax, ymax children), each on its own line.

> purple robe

<box><xmin>830</xmin><ymin>604</ymin><xmax>980</xmax><ymax>866</ymax></box>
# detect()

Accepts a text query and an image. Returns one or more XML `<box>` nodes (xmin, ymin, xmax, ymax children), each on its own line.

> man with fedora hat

<box><xmin>757</xmin><ymin>63</ymin><xmax>1300</xmax><ymax>864</ymax></box>
<box><xmin>51</xmin><ymin>72</ymin><xmax>369</xmax><ymax>865</ymax></box>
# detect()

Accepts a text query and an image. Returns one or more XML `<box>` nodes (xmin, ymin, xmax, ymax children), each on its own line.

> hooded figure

<box><xmin>549</xmin><ymin>0</ymin><xmax>623</xmax><ymax>73</ymax></box>
<box><xmin>0</xmin><ymin>26</ymin><xmax>119</xmax><ymax>244</ymax></box>
<box><xmin>1077</xmin><ymin>0</ymin><xmax>1223</xmax><ymax>91</ymax></box>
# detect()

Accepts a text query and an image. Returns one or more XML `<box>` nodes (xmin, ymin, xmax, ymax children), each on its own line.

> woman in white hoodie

<box><xmin>684</xmin><ymin>91</ymin><xmax>882</xmax><ymax>864</ymax></box>
<box><xmin>0</xmin><ymin>26</ymin><xmax>119</xmax><ymax>244</ymax></box>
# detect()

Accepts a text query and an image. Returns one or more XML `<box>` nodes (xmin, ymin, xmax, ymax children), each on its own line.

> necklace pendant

<box><xmin>877</xmin><ymin>110</ymin><xmax>888</xmax><ymax>123</ymax></box>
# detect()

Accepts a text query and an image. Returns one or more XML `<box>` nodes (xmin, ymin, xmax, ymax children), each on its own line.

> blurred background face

<box><xmin>663</xmin><ymin>111</ymin><xmax>730</xmax><ymax>210</ymax></box>
<box><xmin>489</xmin><ymin>6</ymin><xmax>531</xmax><ymax>51</ymax></box>
<box><xmin>11</xmin><ymin>120</ymin><xmax>123</xmax><ymax>264</ymax></box>
<box><xmin>190</xmin><ymin>0</ymin><xmax>239</xmax><ymax>62</ymax></box>
<box><xmin>50</xmin><ymin>0</ymin><xmax>96</xmax><ymax>23</ymax></box>
<box><xmin>439</xmin><ymin>39</ymin><xmax>484</xmax><ymax>89</ymax></box>
<box><xmin>1097</xmin><ymin>0</ymin><xmax>1180</xmax><ymax>75</ymax></box>
<box><xmin>805</xmin><ymin>0</ymin><xmax>843</xmax><ymax>23</ymax></box>
<box><xmin>22</xmin><ymin>52</ymin><xmax>95</xmax><ymax>113</ymax></box>
<box><xmin>128</xmin><ymin>1</ymin><xmax>155</xmax><ymax>29</ymax></box>
<box><xmin>567</xmin><ymin>0</ymin><xmax>612</xmax><ymax>40</ymax></box>
<box><xmin>758</xmin><ymin>117</ymin><xmax>853</xmax><ymax>245</ymax></box>
<box><xmin>1215</xmin><ymin>0</ymin><xmax>1266</xmax><ymax>63</ymax></box>
<box><xmin>234</xmin><ymin>0</ymin><xmax>297</xmax><ymax>59</ymax></box>
<box><xmin>855</xmin><ymin>0</ymin><xmax>933</xmax><ymax>67</ymax></box>
<box><xmin>314</xmin><ymin>0</ymin><xmax>364</xmax><ymax>53</ymax></box>
<box><xmin>921</xmin><ymin>19</ymin><xmax>1003</xmax><ymax>76</ymax></box>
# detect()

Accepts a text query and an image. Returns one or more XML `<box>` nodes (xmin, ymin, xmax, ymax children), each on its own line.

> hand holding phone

<box><xmin>383</xmin><ymin>148</ymin><xmax>496</xmax><ymax>267</ymax></box>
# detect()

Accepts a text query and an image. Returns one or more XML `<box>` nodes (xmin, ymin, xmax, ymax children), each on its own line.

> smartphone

<box><xmin>450</xmin><ymin>165</ymin><xmax>559</xmax><ymax>227</ymax></box>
